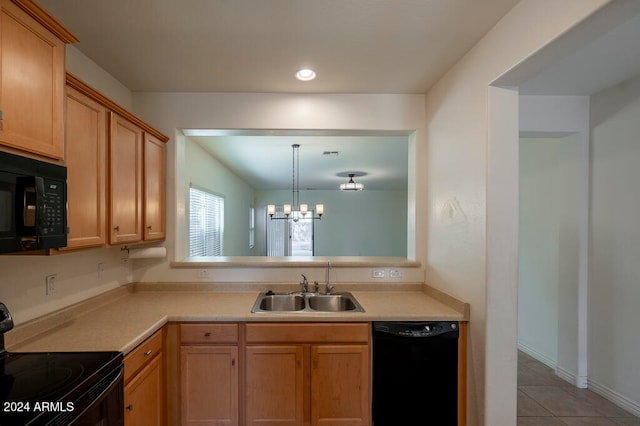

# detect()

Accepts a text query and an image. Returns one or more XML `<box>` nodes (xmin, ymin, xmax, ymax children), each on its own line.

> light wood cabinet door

<box><xmin>63</xmin><ymin>86</ymin><xmax>107</xmax><ymax>249</ymax></box>
<box><xmin>0</xmin><ymin>0</ymin><xmax>68</xmax><ymax>159</ymax></box>
<box><xmin>124</xmin><ymin>352</ymin><xmax>164</xmax><ymax>426</ymax></box>
<box><xmin>181</xmin><ymin>345</ymin><xmax>239</xmax><ymax>426</ymax></box>
<box><xmin>109</xmin><ymin>113</ymin><xmax>143</xmax><ymax>244</ymax></box>
<box><xmin>245</xmin><ymin>345</ymin><xmax>304</xmax><ymax>426</ymax></box>
<box><xmin>143</xmin><ymin>133</ymin><xmax>166</xmax><ymax>241</ymax></box>
<box><xmin>311</xmin><ymin>345</ymin><xmax>370</xmax><ymax>426</ymax></box>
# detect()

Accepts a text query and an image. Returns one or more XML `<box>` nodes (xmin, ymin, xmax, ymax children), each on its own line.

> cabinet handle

<box><xmin>204</xmin><ymin>332</ymin><xmax>211</xmax><ymax>337</ymax></box>
<box><xmin>145</xmin><ymin>350</ymin><xmax>152</xmax><ymax>356</ymax></box>
<box><xmin>231</xmin><ymin>359</ymin><xmax>235</xmax><ymax>367</ymax></box>
<box><xmin>146</xmin><ymin>225</ymin><xmax>152</xmax><ymax>230</ymax></box>
<box><xmin>114</xmin><ymin>226</ymin><xmax>120</xmax><ymax>232</ymax></box>
<box><xmin>126</xmin><ymin>404</ymin><xmax>133</xmax><ymax>411</ymax></box>
<box><xmin>313</xmin><ymin>359</ymin><xmax>318</xmax><ymax>367</ymax></box>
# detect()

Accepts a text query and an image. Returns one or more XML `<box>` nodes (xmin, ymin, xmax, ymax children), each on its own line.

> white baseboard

<box><xmin>555</xmin><ymin>366</ymin><xmax>587</xmax><ymax>388</ymax></box>
<box><xmin>518</xmin><ymin>342</ymin><xmax>584</xmax><ymax>387</ymax></box>
<box><xmin>517</xmin><ymin>341</ymin><xmax>556</xmax><ymax>369</ymax></box>
<box><xmin>517</xmin><ymin>341</ymin><xmax>640</xmax><ymax>416</ymax></box>
<box><xmin>588</xmin><ymin>379</ymin><xmax>640</xmax><ymax>417</ymax></box>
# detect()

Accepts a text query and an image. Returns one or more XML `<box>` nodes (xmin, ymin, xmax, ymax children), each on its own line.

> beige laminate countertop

<box><xmin>7</xmin><ymin>283</ymin><xmax>468</xmax><ymax>355</ymax></box>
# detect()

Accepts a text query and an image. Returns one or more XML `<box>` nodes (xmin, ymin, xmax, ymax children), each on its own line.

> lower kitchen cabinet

<box><xmin>245</xmin><ymin>323</ymin><xmax>371</xmax><ymax>426</ymax></box>
<box><xmin>123</xmin><ymin>329</ymin><xmax>165</xmax><ymax>426</ymax></box>
<box><xmin>169</xmin><ymin>322</ymin><xmax>376</xmax><ymax>425</ymax></box>
<box><xmin>245</xmin><ymin>345</ymin><xmax>304</xmax><ymax>425</ymax></box>
<box><xmin>180</xmin><ymin>324</ymin><xmax>240</xmax><ymax>425</ymax></box>
<box><xmin>125</xmin><ymin>353</ymin><xmax>164</xmax><ymax>425</ymax></box>
<box><xmin>310</xmin><ymin>345</ymin><xmax>370</xmax><ymax>425</ymax></box>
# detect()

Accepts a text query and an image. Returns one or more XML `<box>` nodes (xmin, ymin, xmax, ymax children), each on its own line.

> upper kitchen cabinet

<box><xmin>0</xmin><ymin>0</ymin><xmax>78</xmax><ymax>160</ymax></box>
<box><xmin>65</xmin><ymin>73</ymin><xmax>169</xmax><ymax>249</ymax></box>
<box><xmin>64</xmin><ymin>74</ymin><xmax>168</xmax><ymax>249</ymax></box>
<box><xmin>64</xmin><ymin>84</ymin><xmax>107</xmax><ymax>249</ymax></box>
<box><xmin>109</xmin><ymin>114</ymin><xmax>168</xmax><ymax>245</ymax></box>
<box><xmin>143</xmin><ymin>134</ymin><xmax>166</xmax><ymax>241</ymax></box>
<box><xmin>109</xmin><ymin>112</ymin><xmax>144</xmax><ymax>245</ymax></box>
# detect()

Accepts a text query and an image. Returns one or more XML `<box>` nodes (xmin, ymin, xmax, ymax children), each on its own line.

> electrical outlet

<box><xmin>389</xmin><ymin>269</ymin><xmax>402</xmax><ymax>278</ymax></box>
<box><xmin>45</xmin><ymin>274</ymin><xmax>56</xmax><ymax>296</ymax></box>
<box><xmin>98</xmin><ymin>263</ymin><xmax>106</xmax><ymax>278</ymax></box>
<box><xmin>372</xmin><ymin>270</ymin><xmax>385</xmax><ymax>278</ymax></box>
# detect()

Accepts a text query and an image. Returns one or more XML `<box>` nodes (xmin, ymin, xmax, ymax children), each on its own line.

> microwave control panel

<box><xmin>42</xmin><ymin>179</ymin><xmax>65</xmax><ymax>235</ymax></box>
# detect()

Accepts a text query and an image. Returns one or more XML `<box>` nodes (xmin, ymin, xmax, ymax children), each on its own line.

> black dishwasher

<box><xmin>372</xmin><ymin>321</ymin><xmax>459</xmax><ymax>425</ymax></box>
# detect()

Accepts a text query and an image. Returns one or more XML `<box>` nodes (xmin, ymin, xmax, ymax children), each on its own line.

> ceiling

<box><xmin>519</xmin><ymin>10</ymin><xmax>640</xmax><ymax>96</ymax></box>
<box><xmin>38</xmin><ymin>0</ymin><xmax>519</xmax><ymax>94</ymax></box>
<box><xmin>186</xmin><ymin>131</ymin><xmax>409</xmax><ymax>191</ymax></box>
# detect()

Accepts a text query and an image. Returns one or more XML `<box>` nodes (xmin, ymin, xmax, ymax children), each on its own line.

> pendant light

<box><xmin>267</xmin><ymin>144</ymin><xmax>324</xmax><ymax>221</ymax></box>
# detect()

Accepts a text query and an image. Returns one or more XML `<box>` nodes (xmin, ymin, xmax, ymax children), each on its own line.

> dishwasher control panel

<box><xmin>373</xmin><ymin>321</ymin><xmax>458</xmax><ymax>338</ymax></box>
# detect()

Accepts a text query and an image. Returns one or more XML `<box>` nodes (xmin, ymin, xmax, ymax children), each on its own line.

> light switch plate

<box><xmin>372</xmin><ymin>270</ymin><xmax>385</xmax><ymax>278</ymax></box>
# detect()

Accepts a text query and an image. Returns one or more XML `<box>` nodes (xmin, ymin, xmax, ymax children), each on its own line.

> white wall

<box><xmin>518</xmin><ymin>135</ymin><xmax>581</xmax><ymax>371</ymax></box>
<box><xmin>66</xmin><ymin>45</ymin><xmax>133</xmax><ymax>111</ymax></box>
<box><xmin>254</xmin><ymin>189</ymin><xmax>407</xmax><ymax>256</ymax></box>
<box><xmin>186</xmin><ymin>140</ymin><xmax>256</xmax><ymax>256</ymax></box>
<box><xmin>424</xmin><ymin>1</ymin><xmax>611</xmax><ymax>424</ymax></box>
<box><xmin>0</xmin><ymin>248</ymin><xmax>132</xmax><ymax>325</ymax></box>
<box><xmin>519</xmin><ymin>95</ymin><xmax>590</xmax><ymax>387</ymax></box>
<box><xmin>131</xmin><ymin>92</ymin><xmax>426</xmax><ymax>283</ymax></box>
<box><xmin>588</xmin><ymin>74</ymin><xmax>640</xmax><ymax>414</ymax></box>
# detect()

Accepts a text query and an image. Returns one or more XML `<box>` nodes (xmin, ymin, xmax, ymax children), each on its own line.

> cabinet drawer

<box><xmin>180</xmin><ymin>323</ymin><xmax>238</xmax><ymax>344</ymax></box>
<box><xmin>124</xmin><ymin>329</ymin><xmax>163</xmax><ymax>383</ymax></box>
<box><xmin>245</xmin><ymin>323</ymin><xmax>370</xmax><ymax>343</ymax></box>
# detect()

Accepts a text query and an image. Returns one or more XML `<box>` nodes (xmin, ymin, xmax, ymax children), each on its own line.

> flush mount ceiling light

<box><xmin>295</xmin><ymin>68</ymin><xmax>316</xmax><ymax>81</ymax></box>
<box><xmin>339</xmin><ymin>173</ymin><xmax>364</xmax><ymax>191</ymax></box>
<box><xmin>267</xmin><ymin>144</ymin><xmax>324</xmax><ymax>221</ymax></box>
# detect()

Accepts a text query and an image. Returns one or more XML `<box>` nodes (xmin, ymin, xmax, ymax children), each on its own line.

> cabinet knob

<box><xmin>146</xmin><ymin>225</ymin><xmax>152</xmax><ymax>230</ymax></box>
<box><xmin>126</xmin><ymin>404</ymin><xmax>133</xmax><ymax>411</ymax></box>
<box><xmin>114</xmin><ymin>225</ymin><xmax>120</xmax><ymax>232</ymax></box>
<box><xmin>204</xmin><ymin>332</ymin><xmax>211</xmax><ymax>337</ymax></box>
<box><xmin>145</xmin><ymin>350</ymin><xmax>152</xmax><ymax>356</ymax></box>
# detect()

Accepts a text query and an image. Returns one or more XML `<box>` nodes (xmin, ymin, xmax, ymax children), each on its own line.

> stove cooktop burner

<box><xmin>6</xmin><ymin>363</ymin><xmax>83</xmax><ymax>401</ymax></box>
<box><xmin>0</xmin><ymin>351</ymin><xmax>122</xmax><ymax>425</ymax></box>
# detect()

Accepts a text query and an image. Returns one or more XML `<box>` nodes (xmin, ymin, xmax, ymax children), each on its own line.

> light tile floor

<box><xmin>518</xmin><ymin>351</ymin><xmax>640</xmax><ymax>425</ymax></box>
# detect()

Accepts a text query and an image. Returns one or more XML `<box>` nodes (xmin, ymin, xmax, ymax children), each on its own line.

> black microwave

<box><xmin>0</xmin><ymin>150</ymin><xmax>68</xmax><ymax>254</ymax></box>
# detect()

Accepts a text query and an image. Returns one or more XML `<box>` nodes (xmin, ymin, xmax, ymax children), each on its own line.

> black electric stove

<box><xmin>0</xmin><ymin>304</ymin><xmax>124</xmax><ymax>426</ymax></box>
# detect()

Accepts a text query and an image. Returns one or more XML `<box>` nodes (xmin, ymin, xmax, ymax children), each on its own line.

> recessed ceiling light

<box><xmin>295</xmin><ymin>68</ymin><xmax>316</xmax><ymax>81</ymax></box>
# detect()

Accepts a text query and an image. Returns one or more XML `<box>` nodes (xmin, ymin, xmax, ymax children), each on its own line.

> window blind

<box><xmin>189</xmin><ymin>187</ymin><xmax>224</xmax><ymax>256</ymax></box>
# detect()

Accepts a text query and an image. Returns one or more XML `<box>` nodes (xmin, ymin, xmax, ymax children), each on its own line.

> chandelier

<box><xmin>267</xmin><ymin>144</ymin><xmax>324</xmax><ymax>221</ymax></box>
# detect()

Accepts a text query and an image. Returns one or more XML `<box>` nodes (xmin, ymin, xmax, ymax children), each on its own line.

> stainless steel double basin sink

<box><xmin>251</xmin><ymin>291</ymin><xmax>365</xmax><ymax>313</ymax></box>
